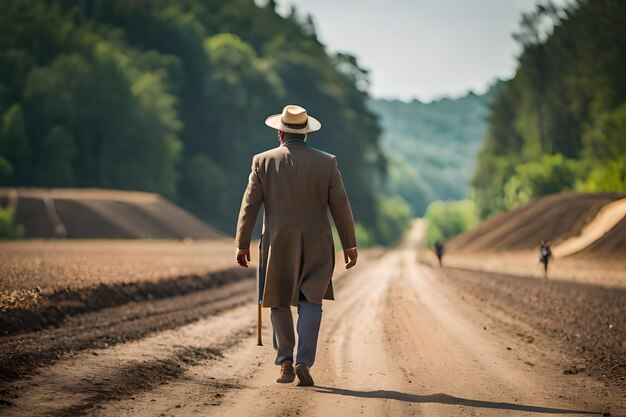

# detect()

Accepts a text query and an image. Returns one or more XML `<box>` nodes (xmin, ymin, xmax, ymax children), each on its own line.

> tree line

<box><xmin>0</xmin><ymin>0</ymin><xmax>410</xmax><ymax>244</ymax></box>
<box><xmin>473</xmin><ymin>0</ymin><xmax>626</xmax><ymax>218</ymax></box>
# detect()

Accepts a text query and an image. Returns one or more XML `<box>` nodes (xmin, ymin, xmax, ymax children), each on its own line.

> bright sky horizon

<box><xmin>275</xmin><ymin>0</ymin><xmax>568</xmax><ymax>102</ymax></box>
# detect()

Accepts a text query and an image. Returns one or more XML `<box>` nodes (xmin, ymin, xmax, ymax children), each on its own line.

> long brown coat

<box><xmin>235</xmin><ymin>140</ymin><xmax>357</xmax><ymax>308</ymax></box>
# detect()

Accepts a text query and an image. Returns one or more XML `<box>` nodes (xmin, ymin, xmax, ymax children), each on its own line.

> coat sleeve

<box><xmin>328</xmin><ymin>157</ymin><xmax>357</xmax><ymax>249</ymax></box>
<box><xmin>235</xmin><ymin>156</ymin><xmax>263</xmax><ymax>249</ymax></box>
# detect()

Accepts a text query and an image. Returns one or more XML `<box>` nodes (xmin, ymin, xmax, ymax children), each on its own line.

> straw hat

<box><xmin>265</xmin><ymin>105</ymin><xmax>321</xmax><ymax>134</ymax></box>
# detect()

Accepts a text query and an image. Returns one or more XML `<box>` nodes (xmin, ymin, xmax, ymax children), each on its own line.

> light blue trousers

<box><xmin>271</xmin><ymin>300</ymin><xmax>323</xmax><ymax>368</ymax></box>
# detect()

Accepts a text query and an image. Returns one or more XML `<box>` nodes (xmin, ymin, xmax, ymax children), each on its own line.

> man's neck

<box><xmin>281</xmin><ymin>138</ymin><xmax>306</xmax><ymax>146</ymax></box>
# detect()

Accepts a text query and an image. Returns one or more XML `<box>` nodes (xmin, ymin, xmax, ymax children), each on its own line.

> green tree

<box><xmin>579</xmin><ymin>159</ymin><xmax>626</xmax><ymax>192</ymax></box>
<box><xmin>0</xmin><ymin>104</ymin><xmax>32</xmax><ymax>184</ymax></box>
<box><xmin>0</xmin><ymin>0</ymin><xmax>405</xmax><ymax>244</ymax></box>
<box><xmin>503</xmin><ymin>154</ymin><xmax>579</xmax><ymax>210</ymax></box>
<box><xmin>34</xmin><ymin>126</ymin><xmax>75</xmax><ymax>185</ymax></box>
<box><xmin>473</xmin><ymin>0</ymin><xmax>626</xmax><ymax>218</ymax></box>
<box><xmin>23</xmin><ymin>44</ymin><xmax>181</xmax><ymax>196</ymax></box>
<box><xmin>179</xmin><ymin>153</ymin><xmax>227</xmax><ymax>224</ymax></box>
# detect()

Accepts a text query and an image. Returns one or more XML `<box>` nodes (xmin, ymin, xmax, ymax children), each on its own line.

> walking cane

<box><xmin>257</xmin><ymin>267</ymin><xmax>265</xmax><ymax>346</ymax></box>
<box><xmin>257</xmin><ymin>302</ymin><xmax>263</xmax><ymax>346</ymax></box>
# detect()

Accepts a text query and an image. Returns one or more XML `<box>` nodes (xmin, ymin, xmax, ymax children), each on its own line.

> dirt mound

<box><xmin>448</xmin><ymin>192</ymin><xmax>626</xmax><ymax>256</ymax></box>
<box><xmin>0</xmin><ymin>188</ymin><xmax>224</xmax><ymax>240</ymax></box>
<box><xmin>552</xmin><ymin>197</ymin><xmax>626</xmax><ymax>257</ymax></box>
<box><xmin>579</xmin><ymin>215</ymin><xmax>626</xmax><ymax>257</ymax></box>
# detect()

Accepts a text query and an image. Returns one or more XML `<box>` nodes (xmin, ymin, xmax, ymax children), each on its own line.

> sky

<box><xmin>275</xmin><ymin>0</ymin><xmax>567</xmax><ymax>102</ymax></box>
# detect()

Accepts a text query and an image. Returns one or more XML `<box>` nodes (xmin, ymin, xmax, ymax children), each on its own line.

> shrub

<box><xmin>577</xmin><ymin>158</ymin><xmax>626</xmax><ymax>192</ymax></box>
<box><xmin>424</xmin><ymin>200</ymin><xmax>479</xmax><ymax>248</ymax></box>
<box><xmin>374</xmin><ymin>196</ymin><xmax>412</xmax><ymax>246</ymax></box>
<box><xmin>502</xmin><ymin>154</ymin><xmax>579</xmax><ymax>210</ymax></box>
<box><xmin>0</xmin><ymin>207</ymin><xmax>24</xmax><ymax>239</ymax></box>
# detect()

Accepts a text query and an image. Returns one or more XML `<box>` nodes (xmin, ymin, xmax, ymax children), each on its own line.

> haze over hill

<box><xmin>369</xmin><ymin>88</ymin><xmax>492</xmax><ymax>215</ymax></box>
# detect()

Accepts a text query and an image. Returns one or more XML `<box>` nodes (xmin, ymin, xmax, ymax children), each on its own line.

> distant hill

<box><xmin>0</xmin><ymin>188</ymin><xmax>224</xmax><ymax>240</ymax></box>
<box><xmin>369</xmin><ymin>88</ymin><xmax>493</xmax><ymax>215</ymax></box>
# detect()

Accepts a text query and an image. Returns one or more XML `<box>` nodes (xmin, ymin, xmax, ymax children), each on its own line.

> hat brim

<box><xmin>265</xmin><ymin>114</ymin><xmax>321</xmax><ymax>134</ymax></box>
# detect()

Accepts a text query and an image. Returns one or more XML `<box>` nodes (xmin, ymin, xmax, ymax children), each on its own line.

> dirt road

<box><xmin>1</xmin><ymin>221</ymin><xmax>623</xmax><ymax>416</ymax></box>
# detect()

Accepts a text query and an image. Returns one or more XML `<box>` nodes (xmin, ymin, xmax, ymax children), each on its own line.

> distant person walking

<box><xmin>235</xmin><ymin>105</ymin><xmax>358</xmax><ymax>387</ymax></box>
<box><xmin>539</xmin><ymin>240</ymin><xmax>552</xmax><ymax>278</ymax></box>
<box><xmin>434</xmin><ymin>240</ymin><xmax>445</xmax><ymax>266</ymax></box>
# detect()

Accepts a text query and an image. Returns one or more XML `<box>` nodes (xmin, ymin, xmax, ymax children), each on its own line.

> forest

<box><xmin>3</xmin><ymin>0</ymin><xmax>624</xmax><ymax>245</ymax></box>
<box><xmin>0</xmin><ymin>0</ymin><xmax>410</xmax><ymax>245</ymax></box>
<box><xmin>472</xmin><ymin>0</ymin><xmax>626</xmax><ymax>218</ymax></box>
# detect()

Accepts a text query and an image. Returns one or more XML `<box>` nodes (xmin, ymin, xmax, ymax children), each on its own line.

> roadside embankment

<box><xmin>0</xmin><ymin>239</ymin><xmax>256</xmax><ymax>335</ymax></box>
<box><xmin>437</xmin><ymin>192</ymin><xmax>626</xmax><ymax>287</ymax></box>
<box><xmin>447</xmin><ymin>192</ymin><xmax>626</xmax><ymax>254</ymax></box>
<box><xmin>0</xmin><ymin>187</ymin><xmax>225</xmax><ymax>239</ymax></box>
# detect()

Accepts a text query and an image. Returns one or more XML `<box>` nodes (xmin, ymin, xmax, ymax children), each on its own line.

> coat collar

<box><xmin>281</xmin><ymin>139</ymin><xmax>307</xmax><ymax>148</ymax></box>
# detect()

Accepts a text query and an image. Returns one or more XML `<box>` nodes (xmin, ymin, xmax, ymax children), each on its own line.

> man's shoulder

<box><xmin>253</xmin><ymin>145</ymin><xmax>336</xmax><ymax>162</ymax></box>
<box><xmin>252</xmin><ymin>147</ymin><xmax>283</xmax><ymax>164</ymax></box>
<box><xmin>306</xmin><ymin>145</ymin><xmax>336</xmax><ymax>161</ymax></box>
<box><xmin>254</xmin><ymin>147</ymin><xmax>280</xmax><ymax>158</ymax></box>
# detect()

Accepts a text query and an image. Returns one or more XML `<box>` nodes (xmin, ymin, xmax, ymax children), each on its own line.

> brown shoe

<box><xmin>294</xmin><ymin>364</ymin><xmax>314</xmax><ymax>387</ymax></box>
<box><xmin>276</xmin><ymin>360</ymin><xmax>295</xmax><ymax>383</ymax></box>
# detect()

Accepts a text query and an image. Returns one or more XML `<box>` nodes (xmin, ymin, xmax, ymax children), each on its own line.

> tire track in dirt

<box><xmin>0</xmin><ymin>267</ymin><xmax>253</xmax><ymax>335</ymax></box>
<box><xmin>311</xmin><ymin>252</ymin><xmax>408</xmax><ymax>416</ymax></box>
<box><xmin>0</xmin><ymin>278</ymin><xmax>255</xmax><ymax>386</ymax></box>
<box><xmin>0</xmin><ymin>302</ymin><xmax>257</xmax><ymax>416</ymax></box>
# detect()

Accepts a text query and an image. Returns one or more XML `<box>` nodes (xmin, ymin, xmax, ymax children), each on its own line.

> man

<box><xmin>235</xmin><ymin>105</ymin><xmax>358</xmax><ymax>387</ymax></box>
<box><xmin>434</xmin><ymin>240</ymin><xmax>445</xmax><ymax>267</ymax></box>
<box><xmin>539</xmin><ymin>240</ymin><xmax>552</xmax><ymax>279</ymax></box>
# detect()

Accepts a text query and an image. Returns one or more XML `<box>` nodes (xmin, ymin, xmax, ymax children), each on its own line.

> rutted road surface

<box><xmin>1</xmin><ymin>221</ymin><xmax>623</xmax><ymax>416</ymax></box>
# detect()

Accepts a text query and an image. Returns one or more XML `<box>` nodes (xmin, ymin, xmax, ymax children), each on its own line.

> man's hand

<box><xmin>236</xmin><ymin>248</ymin><xmax>251</xmax><ymax>268</ymax></box>
<box><xmin>343</xmin><ymin>247</ymin><xmax>358</xmax><ymax>269</ymax></box>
